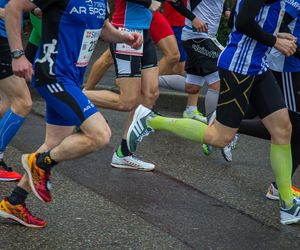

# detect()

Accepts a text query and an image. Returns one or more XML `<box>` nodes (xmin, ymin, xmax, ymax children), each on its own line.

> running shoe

<box><xmin>0</xmin><ymin>198</ymin><xmax>47</xmax><ymax>228</ymax></box>
<box><xmin>266</xmin><ymin>182</ymin><xmax>300</xmax><ymax>200</ymax></box>
<box><xmin>0</xmin><ymin>160</ymin><xmax>22</xmax><ymax>182</ymax></box>
<box><xmin>127</xmin><ymin>105</ymin><xmax>155</xmax><ymax>152</ymax></box>
<box><xmin>280</xmin><ymin>198</ymin><xmax>300</xmax><ymax>225</ymax></box>
<box><xmin>183</xmin><ymin>109</ymin><xmax>207</xmax><ymax>124</ymax></box>
<box><xmin>21</xmin><ymin>153</ymin><xmax>52</xmax><ymax>203</ymax></box>
<box><xmin>221</xmin><ymin>144</ymin><xmax>233</xmax><ymax>162</ymax></box>
<box><xmin>221</xmin><ymin>134</ymin><xmax>239</xmax><ymax>162</ymax></box>
<box><xmin>111</xmin><ymin>152</ymin><xmax>155</xmax><ymax>171</ymax></box>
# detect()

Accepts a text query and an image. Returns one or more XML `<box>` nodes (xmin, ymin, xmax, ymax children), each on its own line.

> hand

<box><xmin>123</xmin><ymin>32</ymin><xmax>143</xmax><ymax>50</ymax></box>
<box><xmin>149</xmin><ymin>0</ymin><xmax>161</xmax><ymax>12</ymax></box>
<box><xmin>277</xmin><ymin>32</ymin><xmax>297</xmax><ymax>42</ymax></box>
<box><xmin>192</xmin><ymin>17</ymin><xmax>208</xmax><ymax>33</ymax></box>
<box><xmin>274</xmin><ymin>37</ymin><xmax>297</xmax><ymax>57</ymax></box>
<box><xmin>32</xmin><ymin>7</ymin><xmax>42</xmax><ymax>19</ymax></box>
<box><xmin>12</xmin><ymin>56</ymin><xmax>33</xmax><ymax>82</ymax></box>
<box><xmin>224</xmin><ymin>10</ymin><xmax>231</xmax><ymax>20</ymax></box>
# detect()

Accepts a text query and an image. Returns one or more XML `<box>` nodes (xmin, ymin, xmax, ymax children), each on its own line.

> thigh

<box><xmin>216</xmin><ymin>68</ymin><xmax>256</xmax><ymax>128</ymax></box>
<box><xmin>156</xmin><ymin>35</ymin><xmax>179</xmax><ymax>59</ymax></box>
<box><xmin>149</xmin><ymin>11</ymin><xmax>174</xmax><ymax>44</ymax></box>
<box><xmin>37</xmin><ymin>82</ymin><xmax>98</xmax><ymax>127</ymax></box>
<box><xmin>250</xmin><ymin>70</ymin><xmax>286</xmax><ymax>120</ymax></box>
<box><xmin>0</xmin><ymin>75</ymin><xmax>31</xmax><ymax>101</ymax></box>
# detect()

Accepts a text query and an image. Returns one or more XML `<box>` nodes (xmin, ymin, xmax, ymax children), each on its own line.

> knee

<box><xmin>273</xmin><ymin>119</ymin><xmax>292</xmax><ymax>141</ymax></box>
<box><xmin>185</xmin><ymin>84</ymin><xmax>200</xmax><ymax>94</ymax></box>
<box><xmin>165</xmin><ymin>52</ymin><xmax>180</xmax><ymax>66</ymax></box>
<box><xmin>143</xmin><ymin>88</ymin><xmax>159</xmax><ymax>106</ymax></box>
<box><xmin>11</xmin><ymin>96</ymin><xmax>32</xmax><ymax>116</ymax></box>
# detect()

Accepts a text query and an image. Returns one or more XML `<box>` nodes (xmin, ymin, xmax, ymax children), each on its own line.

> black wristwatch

<box><xmin>11</xmin><ymin>49</ymin><xmax>25</xmax><ymax>59</ymax></box>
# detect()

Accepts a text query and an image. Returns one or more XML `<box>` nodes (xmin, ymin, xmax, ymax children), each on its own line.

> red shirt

<box><xmin>163</xmin><ymin>0</ymin><xmax>187</xmax><ymax>27</ymax></box>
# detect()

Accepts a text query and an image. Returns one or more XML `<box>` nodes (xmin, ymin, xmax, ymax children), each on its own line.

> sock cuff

<box><xmin>8</xmin><ymin>109</ymin><xmax>26</xmax><ymax>121</ymax></box>
<box><xmin>15</xmin><ymin>186</ymin><xmax>29</xmax><ymax>196</ymax></box>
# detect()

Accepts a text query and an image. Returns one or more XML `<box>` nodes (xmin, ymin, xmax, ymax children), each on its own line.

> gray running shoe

<box><xmin>221</xmin><ymin>134</ymin><xmax>239</xmax><ymax>162</ymax></box>
<box><xmin>183</xmin><ymin>109</ymin><xmax>207</xmax><ymax>124</ymax></box>
<box><xmin>127</xmin><ymin>105</ymin><xmax>154</xmax><ymax>152</ymax></box>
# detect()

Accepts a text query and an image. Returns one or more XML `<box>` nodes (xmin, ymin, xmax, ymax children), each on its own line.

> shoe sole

<box><xmin>21</xmin><ymin>154</ymin><xmax>46</xmax><ymax>203</ymax></box>
<box><xmin>280</xmin><ymin>217</ymin><xmax>300</xmax><ymax>225</ymax></box>
<box><xmin>127</xmin><ymin>106</ymin><xmax>150</xmax><ymax>152</ymax></box>
<box><xmin>0</xmin><ymin>209</ymin><xmax>46</xmax><ymax>228</ymax></box>
<box><xmin>111</xmin><ymin>163</ymin><xmax>155</xmax><ymax>172</ymax></box>
<box><xmin>0</xmin><ymin>178</ymin><xmax>19</xmax><ymax>182</ymax></box>
<box><xmin>265</xmin><ymin>193</ymin><xmax>279</xmax><ymax>201</ymax></box>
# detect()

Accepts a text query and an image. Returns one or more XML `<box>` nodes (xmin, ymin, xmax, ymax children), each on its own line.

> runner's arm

<box><xmin>235</xmin><ymin>0</ymin><xmax>276</xmax><ymax>47</ymax></box>
<box><xmin>168</xmin><ymin>0</ymin><xmax>195</xmax><ymax>21</ymax></box>
<box><xmin>101</xmin><ymin>19</ymin><xmax>143</xmax><ymax>49</ymax></box>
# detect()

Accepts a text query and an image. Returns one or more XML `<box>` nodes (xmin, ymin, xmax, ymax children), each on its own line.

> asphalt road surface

<box><xmin>0</xmin><ymin>98</ymin><xmax>300</xmax><ymax>249</ymax></box>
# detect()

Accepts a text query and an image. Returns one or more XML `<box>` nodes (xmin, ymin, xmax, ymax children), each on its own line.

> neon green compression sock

<box><xmin>270</xmin><ymin>144</ymin><xmax>293</xmax><ymax>208</ymax></box>
<box><xmin>147</xmin><ymin>116</ymin><xmax>208</xmax><ymax>144</ymax></box>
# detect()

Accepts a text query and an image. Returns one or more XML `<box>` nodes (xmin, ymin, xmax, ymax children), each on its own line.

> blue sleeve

<box><xmin>285</xmin><ymin>1</ymin><xmax>299</xmax><ymax>19</ymax></box>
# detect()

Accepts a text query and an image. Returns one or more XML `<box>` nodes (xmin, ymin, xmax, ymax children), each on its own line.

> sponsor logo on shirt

<box><xmin>70</xmin><ymin>0</ymin><xmax>106</xmax><ymax>19</ymax></box>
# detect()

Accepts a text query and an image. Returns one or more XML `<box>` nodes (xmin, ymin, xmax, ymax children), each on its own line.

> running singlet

<box><xmin>218</xmin><ymin>0</ymin><xmax>284</xmax><ymax>75</ymax></box>
<box><xmin>181</xmin><ymin>0</ymin><xmax>225</xmax><ymax>40</ymax></box>
<box><xmin>31</xmin><ymin>0</ymin><xmax>107</xmax><ymax>87</ymax></box>
<box><xmin>163</xmin><ymin>0</ymin><xmax>187</xmax><ymax>27</ymax></box>
<box><xmin>268</xmin><ymin>0</ymin><xmax>300</xmax><ymax>72</ymax></box>
<box><xmin>112</xmin><ymin>0</ymin><xmax>152</xmax><ymax>29</ymax></box>
<box><xmin>0</xmin><ymin>0</ymin><xmax>8</xmax><ymax>38</ymax></box>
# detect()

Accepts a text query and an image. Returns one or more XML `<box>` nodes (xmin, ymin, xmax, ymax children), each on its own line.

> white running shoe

<box><xmin>280</xmin><ymin>198</ymin><xmax>300</xmax><ymax>225</ymax></box>
<box><xmin>266</xmin><ymin>183</ymin><xmax>280</xmax><ymax>200</ymax></box>
<box><xmin>111</xmin><ymin>152</ymin><xmax>155</xmax><ymax>171</ymax></box>
<box><xmin>183</xmin><ymin>109</ymin><xmax>207</xmax><ymax>124</ymax></box>
<box><xmin>221</xmin><ymin>134</ymin><xmax>239</xmax><ymax>162</ymax></box>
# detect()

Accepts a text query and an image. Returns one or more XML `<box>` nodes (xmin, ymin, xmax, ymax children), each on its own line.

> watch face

<box><xmin>11</xmin><ymin>50</ymin><xmax>24</xmax><ymax>58</ymax></box>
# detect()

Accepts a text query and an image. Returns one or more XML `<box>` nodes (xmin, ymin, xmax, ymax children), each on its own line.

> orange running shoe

<box><xmin>21</xmin><ymin>153</ymin><xmax>52</xmax><ymax>203</ymax></box>
<box><xmin>0</xmin><ymin>198</ymin><xmax>46</xmax><ymax>228</ymax></box>
<box><xmin>0</xmin><ymin>160</ymin><xmax>21</xmax><ymax>182</ymax></box>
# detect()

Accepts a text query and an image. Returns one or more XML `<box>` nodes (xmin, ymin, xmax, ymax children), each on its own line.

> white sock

<box><xmin>186</xmin><ymin>106</ymin><xmax>197</xmax><ymax>113</ymax></box>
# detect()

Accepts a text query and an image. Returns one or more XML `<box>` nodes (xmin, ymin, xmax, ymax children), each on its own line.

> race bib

<box><xmin>76</xmin><ymin>29</ymin><xmax>101</xmax><ymax>67</ymax></box>
<box><xmin>115</xmin><ymin>28</ymin><xmax>143</xmax><ymax>56</ymax></box>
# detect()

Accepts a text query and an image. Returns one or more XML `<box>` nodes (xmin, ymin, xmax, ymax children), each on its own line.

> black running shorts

<box><xmin>216</xmin><ymin>68</ymin><xmax>286</xmax><ymax>128</ymax></box>
<box><xmin>0</xmin><ymin>37</ymin><xmax>13</xmax><ymax>80</ymax></box>
<box><xmin>110</xmin><ymin>29</ymin><xmax>157</xmax><ymax>78</ymax></box>
<box><xmin>183</xmin><ymin>38</ymin><xmax>219</xmax><ymax>77</ymax></box>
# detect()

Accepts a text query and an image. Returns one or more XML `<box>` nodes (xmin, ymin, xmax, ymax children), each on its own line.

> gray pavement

<box><xmin>0</xmin><ymin>98</ymin><xmax>300</xmax><ymax>249</ymax></box>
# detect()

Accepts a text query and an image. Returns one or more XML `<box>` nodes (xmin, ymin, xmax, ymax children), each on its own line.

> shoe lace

<box><xmin>0</xmin><ymin>160</ymin><xmax>12</xmax><ymax>172</ymax></box>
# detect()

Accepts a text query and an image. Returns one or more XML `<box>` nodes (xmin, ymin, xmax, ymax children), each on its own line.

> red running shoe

<box><xmin>21</xmin><ymin>153</ymin><xmax>52</xmax><ymax>203</ymax></box>
<box><xmin>0</xmin><ymin>198</ymin><xmax>47</xmax><ymax>228</ymax></box>
<box><xmin>0</xmin><ymin>160</ymin><xmax>22</xmax><ymax>182</ymax></box>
